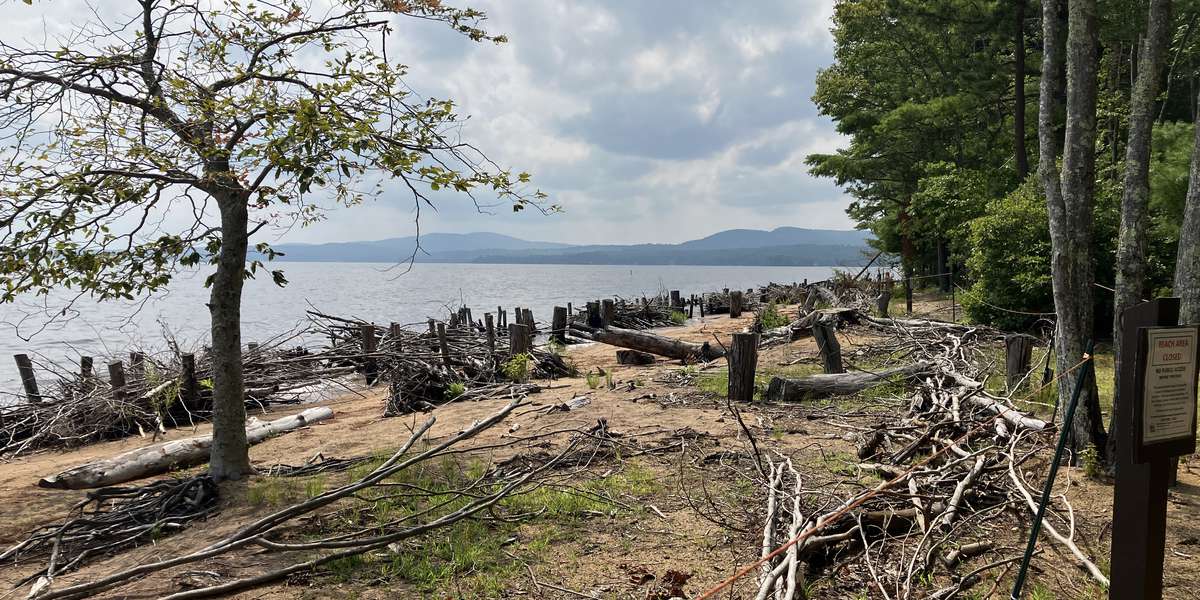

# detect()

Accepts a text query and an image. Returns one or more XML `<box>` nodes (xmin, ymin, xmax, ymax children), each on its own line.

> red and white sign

<box><xmin>1142</xmin><ymin>327</ymin><xmax>1198</xmax><ymax>444</ymax></box>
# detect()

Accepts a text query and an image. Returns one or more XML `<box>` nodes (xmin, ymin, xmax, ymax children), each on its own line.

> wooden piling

<box><xmin>180</xmin><ymin>353</ymin><xmax>200</xmax><ymax>412</ymax></box>
<box><xmin>601</xmin><ymin>299</ymin><xmax>616</xmax><ymax>327</ymax></box>
<box><xmin>670</xmin><ymin>290</ymin><xmax>682</xmax><ymax>309</ymax></box>
<box><xmin>485</xmin><ymin>313</ymin><xmax>496</xmax><ymax>354</ymax></box>
<box><xmin>1004</xmin><ymin>334</ymin><xmax>1035</xmax><ymax>390</ymax></box>
<box><xmin>552</xmin><ymin>306</ymin><xmax>568</xmax><ymax>343</ymax></box>
<box><xmin>813</xmin><ymin>321</ymin><xmax>844</xmax><ymax>374</ymax></box>
<box><xmin>14</xmin><ymin>354</ymin><xmax>40</xmax><ymax>402</ymax></box>
<box><xmin>389</xmin><ymin>322</ymin><xmax>403</xmax><ymax>351</ymax></box>
<box><xmin>108</xmin><ymin>361</ymin><xmax>127</xmax><ymax>402</ymax></box>
<box><xmin>729</xmin><ymin>291</ymin><xmax>744</xmax><ymax>318</ymax></box>
<box><xmin>727</xmin><ymin>332</ymin><xmax>760</xmax><ymax>403</ymax></box>
<box><xmin>523</xmin><ymin>308</ymin><xmax>536</xmax><ymax>333</ymax></box>
<box><xmin>905</xmin><ymin>275</ymin><xmax>913</xmax><ymax>315</ymax></box>
<box><xmin>875</xmin><ymin>292</ymin><xmax>890</xmax><ymax>318</ymax></box>
<box><xmin>509</xmin><ymin>323</ymin><xmax>531</xmax><ymax>356</ymax></box>
<box><xmin>361</xmin><ymin>324</ymin><xmax>379</xmax><ymax>384</ymax></box>
<box><xmin>699</xmin><ymin>294</ymin><xmax>705</xmax><ymax>317</ymax></box>
<box><xmin>436</xmin><ymin>323</ymin><xmax>453</xmax><ymax>369</ymax></box>
<box><xmin>587</xmin><ymin>301</ymin><xmax>603</xmax><ymax>328</ymax></box>
<box><xmin>80</xmin><ymin>356</ymin><xmax>93</xmax><ymax>379</ymax></box>
<box><xmin>129</xmin><ymin>352</ymin><xmax>145</xmax><ymax>382</ymax></box>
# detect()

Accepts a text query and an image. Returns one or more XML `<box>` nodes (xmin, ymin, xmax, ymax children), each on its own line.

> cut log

<box><xmin>38</xmin><ymin>407</ymin><xmax>334</xmax><ymax>489</ymax></box>
<box><xmin>727</xmin><ymin>332</ymin><xmax>759</xmax><ymax>402</ymax></box>
<box><xmin>763</xmin><ymin>362</ymin><xmax>931</xmax><ymax>401</ymax></box>
<box><xmin>570</xmin><ymin>323</ymin><xmax>724</xmax><ymax>361</ymax></box>
<box><xmin>813</xmin><ymin>320</ymin><xmax>844</xmax><ymax>374</ymax></box>
<box><xmin>615</xmin><ymin>350</ymin><xmax>656</xmax><ymax>365</ymax></box>
<box><xmin>1004</xmin><ymin>334</ymin><xmax>1036</xmax><ymax>389</ymax></box>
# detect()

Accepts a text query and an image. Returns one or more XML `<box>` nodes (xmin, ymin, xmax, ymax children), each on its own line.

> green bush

<box><xmin>669</xmin><ymin>310</ymin><xmax>687</xmax><ymax>325</ymax></box>
<box><xmin>502</xmin><ymin>353</ymin><xmax>532</xmax><ymax>383</ymax></box>
<box><xmin>757</xmin><ymin>302</ymin><xmax>789</xmax><ymax>329</ymax></box>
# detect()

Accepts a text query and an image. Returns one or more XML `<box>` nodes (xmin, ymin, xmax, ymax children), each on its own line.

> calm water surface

<box><xmin>0</xmin><ymin>262</ymin><xmax>839</xmax><ymax>391</ymax></box>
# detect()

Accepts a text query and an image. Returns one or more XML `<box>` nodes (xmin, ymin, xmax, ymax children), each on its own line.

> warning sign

<box><xmin>1142</xmin><ymin>327</ymin><xmax>1199</xmax><ymax>444</ymax></box>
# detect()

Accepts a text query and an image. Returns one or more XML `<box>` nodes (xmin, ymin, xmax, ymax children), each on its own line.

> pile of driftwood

<box><xmin>738</xmin><ymin>311</ymin><xmax>1107</xmax><ymax>598</ymax></box>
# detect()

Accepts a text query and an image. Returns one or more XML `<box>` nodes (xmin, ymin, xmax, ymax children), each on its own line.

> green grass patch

<box><xmin>669</xmin><ymin>310</ymin><xmax>688</xmax><ymax>325</ymax></box>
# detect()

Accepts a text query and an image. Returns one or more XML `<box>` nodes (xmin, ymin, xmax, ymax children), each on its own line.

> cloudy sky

<box><xmin>12</xmin><ymin>0</ymin><xmax>852</xmax><ymax>246</ymax></box>
<box><xmin>311</xmin><ymin>0</ymin><xmax>852</xmax><ymax>245</ymax></box>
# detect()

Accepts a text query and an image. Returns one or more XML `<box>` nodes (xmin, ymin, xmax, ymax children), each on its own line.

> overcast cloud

<box><xmin>11</xmin><ymin>0</ymin><xmax>853</xmax><ymax>245</ymax></box>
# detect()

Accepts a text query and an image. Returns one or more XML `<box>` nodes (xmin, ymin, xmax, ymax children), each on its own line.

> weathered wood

<box><xmin>436</xmin><ymin>322</ymin><xmax>453</xmax><ymax>368</ymax></box>
<box><xmin>361</xmin><ymin>324</ymin><xmax>378</xmax><ymax>384</ymax></box>
<box><xmin>764</xmin><ymin>362</ymin><xmax>931</xmax><ymax>401</ymax></box>
<box><xmin>108</xmin><ymin>361</ymin><xmax>127</xmax><ymax>402</ymax></box>
<box><xmin>727</xmin><ymin>332</ymin><xmax>760</xmax><ymax>403</ymax></box>
<box><xmin>38</xmin><ymin>407</ymin><xmax>334</xmax><ymax>490</ymax></box>
<box><xmin>615</xmin><ymin>350</ymin><xmax>656</xmax><ymax>365</ymax></box>
<box><xmin>1004</xmin><ymin>334</ymin><xmax>1036</xmax><ymax>389</ymax></box>
<box><xmin>551</xmin><ymin>306</ymin><xmax>568</xmax><ymax>343</ymax></box>
<box><xmin>812</xmin><ymin>320</ymin><xmax>844</xmax><ymax>374</ymax></box>
<box><xmin>128</xmin><ymin>352</ymin><xmax>145</xmax><ymax>382</ymax></box>
<box><xmin>905</xmin><ymin>276</ymin><xmax>913</xmax><ymax>314</ymax></box>
<box><xmin>80</xmin><ymin>356</ymin><xmax>93</xmax><ymax>379</ymax></box>
<box><xmin>509</xmin><ymin>323</ymin><xmax>531</xmax><ymax>356</ymax></box>
<box><xmin>14</xmin><ymin>354</ymin><xmax>40</xmax><ymax>403</ymax></box>
<box><xmin>587</xmin><ymin>301</ymin><xmax>602</xmax><ymax>328</ymax></box>
<box><xmin>670</xmin><ymin>290</ymin><xmax>682</xmax><ymax>308</ymax></box>
<box><xmin>485</xmin><ymin>313</ymin><xmax>496</xmax><ymax>354</ymax></box>
<box><xmin>601</xmin><ymin>299</ymin><xmax>616</xmax><ymax>327</ymax></box>
<box><xmin>180</xmin><ymin>353</ymin><xmax>201</xmax><ymax>413</ymax></box>
<box><xmin>570</xmin><ymin>323</ymin><xmax>723</xmax><ymax>362</ymax></box>
<box><xmin>875</xmin><ymin>292</ymin><xmax>890</xmax><ymax>318</ymax></box>
<box><xmin>523</xmin><ymin>308</ymin><xmax>536</xmax><ymax>333</ymax></box>
<box><xmin>389</xmin><ymin>322</ymin><xmax>403</xmax><ymax>351</ymax></box>
<box><xmin>730</xmin><ymin>291</ymin><xmax>744</xmax><ymax>318</ymax></box>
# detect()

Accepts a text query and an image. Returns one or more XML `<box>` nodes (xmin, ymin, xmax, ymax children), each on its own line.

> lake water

<box><xmin>0</xmin><ymin>262</ymin><xmax>841</xmax><ymax>392</ymax></box>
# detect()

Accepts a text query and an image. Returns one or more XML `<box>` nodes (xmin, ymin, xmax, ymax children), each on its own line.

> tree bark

<box><xmin>1014</xmin><ymin>0</ymin><xmax>1030</xmax><ymax>179</ymax></box>
<box><xmin>1051</xmin><ymin>0</ymin><xmax>1107</xmax><ymax>457</ymax></box>
<box><xmin>764</xmin><ymin>362</ymin><xmax>931</xmax><ymax>401</ymax></box>
<box><xmin>570</xmin><ymin>323</ymin><xmax>723</xmax><ymax>361</ymax></box>
<box><xmin>208</xmin><ymin>192</ymin><xmax>251</xmax><ymax>481</ymax></box>
<box><xmin>1177</xmin><ymin>92</ymin><xmax>1200</xmax><ymax>326</ymax></box>
<box><xmin>1110</xmin><ymin>0</ymin><xmax>1173</xmax><ymax>463</ymax></box>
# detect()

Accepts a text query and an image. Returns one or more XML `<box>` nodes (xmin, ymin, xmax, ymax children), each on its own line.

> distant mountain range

<box><xmin>269</xmin><ymin>227</ymin><xmax>874</xmax><ymax>266</ymax></box>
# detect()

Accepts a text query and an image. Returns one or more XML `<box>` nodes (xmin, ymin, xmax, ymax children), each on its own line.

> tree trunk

<box><xmin>764</xmin><ymin>362</ymin><xmax>931</xmax><ymax>401</ymax></box>
<box><xmin>1177</xmin><ymin>91</ymin><xmax>1200</xmax><ymax>326</ymax></box>
<box><xmin>1110</xmin><ymin>0</ymin><xmax>1173</xmax><ymax>463</ymax></box>
<box><xmin>208</xmin><ymin>193</ymin><xmax>251</xmax><ymax>481</ymax></box>
<box><xmin>570</xmin><ymin>323</ymin><xmax>723</xmax><ymax>361</ymax></box>
<box><xmin>1051</xmin><ymin>0</ymin><xmax>1107</xmax><ymax>457</ymax></box>
<box><xmin>1014</xmin><ymin>0</ymin><xmax>1030</xmax><ymax>179</ymax></box>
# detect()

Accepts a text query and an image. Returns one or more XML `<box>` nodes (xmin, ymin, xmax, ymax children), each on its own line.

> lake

<box><xmin>0</xmin><ymin>262</ymin><xmax>843</xmax><ymax>392</ymax></box>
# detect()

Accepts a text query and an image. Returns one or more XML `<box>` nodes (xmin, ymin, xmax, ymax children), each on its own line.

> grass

<box><xmin>757</xmin><ymin>302</ymin><xmax>789</xmax><ymax>329</ymax></box>
<box><xmin>446</xmin><ymin>381</ymin><xmax>467</xmax><ymax>400</ymax></box>
<box><xmin>669</xmin><ymin>310</ymin><xmax>688</xmax><ymax>325</ymax></box>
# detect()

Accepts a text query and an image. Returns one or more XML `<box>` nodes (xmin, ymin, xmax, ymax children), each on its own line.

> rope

<box><xmin>692</xmin><ymin>354</ymin><xmax>1093</xmax><ymax>600</ymax></box>
<box><xmin>951</xmin><ymin>284</ymin><xmax>1056</xmax><ymax>317</ymax></box>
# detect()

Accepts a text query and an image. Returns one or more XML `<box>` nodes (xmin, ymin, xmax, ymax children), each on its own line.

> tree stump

<box><xmin>670</xmin><ymin>290</ymin><xmax>682</xmax><ymax>309</ymax></box>
<box><xmin>180</xmin><ymin>353</ymin><xmax>202</xmax><ymax>413</ymax></box>
<box><xmin>485</xmin><ymin>313</ymin><xmax>496</xmax><ymax>354</ymax></box>
<box><xmin>813</xmin><ymin>320</ymin><xmax>844</xmax><ymax>374</ymax></box>
<box><xmin>616</xmin><ymin>350</ymin><xmax>655</xmax><ymax>365</ymax></box>
<box><xmin>361</xmin><ymin>324</ymin><xmax>379</xmax><ymax>384</ymax></box>
<box><xmin>587</xmin><ymin>301</ymin><xmax>603</xmax><ymax>328</ymax></box>
<box><xmin>436</xmin><ymin>322</ymin><xmax>452</xmax><ymax>369</ymax></box>
<box><xmin>509</xmin><ymin>323</ymin><xmax>531</xmax><ymax>356</ymax></box>
<box><xmin>80</xmin><ymin>356</ymin><xmax>93</xmax><ymax>379</ymax></box>
<box><xmin>730</xmin><ymin>291</ymin><xmax>744</xmax><ymax>318</ymax></box>
<box><xmin>727</xmin><ymin>332</ymin><xmax>760</xmax><ymax>402</ymax></box>
<box><xmin>523</xmin><ymin>308</ymin><xmax>536</xmax><ymax>333</ymax></box>
<box><xmin>108</xmin><ymin>361</ymin><xmax>127</xmax><ymax>402</ymax></box>
<box><xmin>1004</xmin><ymin>334</ymin><xmax>1036</xmax><ymax>390</ymax></box>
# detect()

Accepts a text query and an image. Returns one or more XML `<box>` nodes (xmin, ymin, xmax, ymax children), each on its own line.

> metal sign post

<box><xmin>1110</xmin><ymin>298</ymin><xmax>1199</xmax><ymax>600</ymax></box>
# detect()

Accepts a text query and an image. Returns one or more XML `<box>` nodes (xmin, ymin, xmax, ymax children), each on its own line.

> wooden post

<box><xmin>80</xmin><ymin>356</ymin><xmax>93</xmax><ymax>379</ymax></box>
<box><xmin>552</xmin><ymin>306</ymin><xmax>568</xmax><ymax>343</ymax></box>
<box><xmin>247</xmin><ymin>342</ymin><xmax>259</xmax><ymax>353</ymax></box>
<box><xmin>509</xmin><ymin>323</ymin><xmax>531</xmax><ymax>356</ymax></box>
<box><xmin>813</xmin><ymin>321</ymin><xmax>844</xmax><ymax>374</ymax></box>
<box><xmin>875</xmin><ymin>292</ymin><xmax>890</xmax><ymax>318</ymax></box>
<box><xmin>567</xmin><ymin>302</ymin><xmax>573</xmax><ymax>317</ymax></box>
<box><xmin>497</xmin><ymin>306</ymin><xmax>505</xmax><ymax>327</ymax></box>
<box><xmin>436</xmin><ymin>322</ymin><xmax>453</xmax><ymax>369</ymax></box>
<box><xmin>699</xmin><ymin>294</ymin><xmax>705</xmax><ymax>317</ymax></box>
<box><xmin>950</xmin><ymin>262</ymin><xmax>957</xmax><ymax>322</ymax></box>
<box><xmin>129</xmin><ymin>351</ymin><xmax>145</xmax><ymax>382</ymax></box>
<box><xmin>485</xmin><ymin>313</ymin><xmax>496</xmax><ymax>354</ymax></box>
<box><xmin>601</xmin><ymin>299</ymin><xmax>616</xmax><ymax>327</ymax></box>
<box><xmin>361</xmin><ymin>324</ymin><xmax>378</xmax><ymax>384</ymax></box>
<box><xmin>727</xmin><ymin>332</ymin><xmax>760</xmax><ymax>403</ymax></box>
<box><xmin>180</xmin><ymin>353</ymin><xmax>200</xmax><ymax>412</ymax></box>
<box><xmin>389</xmin><ymin>322</ymin><xmax>403</xmax><ymax>351</ymax></box>
<box><xmin>14</xmin><ymin>354</ymin><xmax>40</xmax><ymax>402</ymax></box>
<box><xmin>905</xmin><ymin>275</ymin><xmax>913</xmax><ymax>315</ymax></box>
<box><xmin>108</xmin><ymin>361</ymin><xmax>127</xmax><ymax>402</ymax></box>
<box><xmin>514</xmin><ymin>306</ymin><xmax>523</xmax><ymax>327</ymax></box>
<box><xmin>670</xmin><ymin>290</ymin><xmax>682</xmax><ymax>309</ymax></box>
<box><xmin>730</xmin><ymin>291</ymin><xmax>744</xmax><ymax>318</ymax></box>
<box><xmin>1109</xmin><ymin>298</ymin><xmax>1183</xmax><ymax>600</ymax></box>
<box><xmin>1004</xmin><ymin>334</ymin><xmax>1035</xmax><ymax>390</ymax></box>
<box><xmin>587</xmin><ymin>301</ymin><xmax>603</xmax><ymax>328</ymax></box>
<box><xmin>523</xmin><ymin>308</ymin><xmax>536</xmax><ymax>334</ymax></box>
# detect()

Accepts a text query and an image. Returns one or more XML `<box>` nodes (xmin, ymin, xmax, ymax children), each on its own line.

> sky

<box><xmin>9</xmin><ymin>0</ymin><xmax>854</xmax><ymax>246</ymax></box>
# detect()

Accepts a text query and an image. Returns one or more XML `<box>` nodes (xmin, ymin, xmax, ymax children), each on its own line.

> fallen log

<box><xmin>38</xmin><ymin>407</ymin><xmax>334</xmax><ymax>490</ymax></box>
<box><xmin>763</xmin><ymin>362</ymin><xmax>931</xmax><ymax>401</ymax></box>
<box><xmin>570</xmin><ymin>324</ymin><xmax>724</xmax><ymax>361</ymax></box>
<box><xmin>615</xmin><ymin>349</ymin><xmax>656</xmax><ymax>365</ymax></box>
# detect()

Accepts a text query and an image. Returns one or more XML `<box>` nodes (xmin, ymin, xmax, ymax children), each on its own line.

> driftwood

<box><xmin>615</xmin><ymin>350</ymin><xmax>656</xmax><ymax>365</ymax></box>
<box><xmin>570</xmin><ymin>323</ymin><xmax>724</xmax><ymax>362</ymax></box>
<box><xmin>39</xmin><ymin>407</ymin><xmax>334</xmax><ymax>490</ymax></box>
<box><xmin>763</xmin><ymin>362</ymin><xmax>932</xmax><ymax>401</ymax></box>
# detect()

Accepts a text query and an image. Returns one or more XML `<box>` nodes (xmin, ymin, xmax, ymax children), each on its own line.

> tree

<box><xmin>1110</xmin><ymin>0</ymin><xmax>1173</xmax><ymax>463</ymax></box>
<box><xmin>1044</xmin><ymin>0</ymin><xmax>1108</xmax><ymax>457</ymax></box>
<box><xmin>1178</xmin><ymin>94</ymin><xmax>1200</xmax><ymax>325</ymax></box>
<box><xmin>0</xmin><ymin>1</ymin><xmax>544</xmax><ymax>480</ymax></box>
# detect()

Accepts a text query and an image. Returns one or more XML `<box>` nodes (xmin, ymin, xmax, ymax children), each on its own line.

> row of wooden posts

<box><xmin>11</xmin><ymin>350</ymin><xmax>203</xmax><ymax>410</ymax></box>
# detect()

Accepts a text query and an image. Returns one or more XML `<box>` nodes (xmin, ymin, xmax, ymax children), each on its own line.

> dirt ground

<box><xmin>2</xmin><ymin>300</ymin><xmax>1199</xmax><ymax>599</ymax></box>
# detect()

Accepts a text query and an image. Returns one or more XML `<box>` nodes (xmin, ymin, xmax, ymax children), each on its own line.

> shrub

<box><xmin>445</xmin><ymin>382</ymin><xmax>466</xmax><ymax>400</ymax></box>
<box><xmin>502</xmin><ymin>353</ymin><xmax>532</xmax><ymax>383</ymax></box>
<box><xmin>669</xmin><ymin>310</ymin><xmax>687</xmax><ymax>325</ymax></box>
<box><xmin>757</xmin><ymin>302</ymin><xmax>789</xmax><ymax>329</ymax></box>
